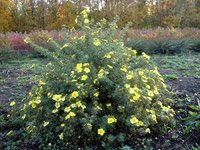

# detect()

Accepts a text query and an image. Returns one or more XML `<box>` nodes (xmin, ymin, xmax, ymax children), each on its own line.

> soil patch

<box><xmin>167</xmin><ymin>77</ymin><xmax>200</xmax><ymax>98</ymax></box>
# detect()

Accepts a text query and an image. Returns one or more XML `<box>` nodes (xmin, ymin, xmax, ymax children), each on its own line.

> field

<box><xmin>0</xmin><ymin>52</ymin><xmax>199</xmax><ymax>149</ymax></box>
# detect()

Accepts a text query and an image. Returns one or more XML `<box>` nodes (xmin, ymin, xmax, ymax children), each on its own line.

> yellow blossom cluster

<box><xmin>130</xmin><ymin>116</ymin><xmax>144</xmax><ymax>127</ymax></box>
<box><xmin>93</xmin><ymin>38</ymin><xmax>101</xmax><ymax>46</ymax></box>
<box><xmin>28</xmin><ymin>96</ymin><xmax>41</xmax><ymax>108</ymax></box>
<box><xmin>65</xmin><ymin>111</ymin><xmax>76</xmax><ymax>120</ymax></box>
<box><xmin>104</xmin><ymin>52</ymin><xmax>114</xmax><ymax>59</ymax></box>
<box><xmin>107</xmin><ymin>117</ymin><xmax>117</xmax><ymax>124</ymax></box>
<box><xmin>98</xmin><ymin>68</ymin><xmax>109</xmax><ymax>78</ymax></box>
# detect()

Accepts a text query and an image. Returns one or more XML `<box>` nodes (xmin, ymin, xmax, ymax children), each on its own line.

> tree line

<box><xmin>0</xmin><ymin>0</ymin><xmax>200</xmax><ymax>32</ymax></box>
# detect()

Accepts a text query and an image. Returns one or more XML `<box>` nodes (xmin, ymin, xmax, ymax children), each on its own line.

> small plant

<box><xmin>163</xmin><ymin>74</ymin><xmax>177</xmax><ymax>81</ymax></box>
<box><xmin>183</xmin><ymin>104</ymin><xmax>200</xmax><ymax>135</ymax></box>
<box><xmin>20</xmin><ymin>10</ymin><xmax>175</xmax><ymax>149</ymax></box>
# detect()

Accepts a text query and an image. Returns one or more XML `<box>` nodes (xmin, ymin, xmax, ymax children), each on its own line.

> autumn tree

<box><xmin>46</xmin><ymin>1</ymin><xmax>77</xmax><ymax>30</ymax></box>
<box><xmin>0</xmin><ymin>0</ymin><xmax>13</xmax><ymax>32</ymax></box>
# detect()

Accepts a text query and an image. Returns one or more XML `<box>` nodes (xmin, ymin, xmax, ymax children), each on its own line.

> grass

<box><xmin>0</xmin><ymin>53</ymin><xmax>200</xmax><ymax>149</ymax></box>
<box><xmin>0</xmin><ymin>57</ymin><xmax>46</xmax><ymax>106</ymax></box>
<box><xmin>152</xmin><ymin>53</ymin><xmax>200</xmax><ymax>79</ymax></box>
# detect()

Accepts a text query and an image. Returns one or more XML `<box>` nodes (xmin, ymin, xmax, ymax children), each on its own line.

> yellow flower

<box><xmin>64</xmin><ymin>106</ymin><xmax>71</xmax><ymax>112</ymax></box>
<box><xmin>65</xmin><ymin>112</ymin><xmax>76</xmax><ymax>120</ymax></box>
<box><xmin>55</xmin><ymin>102</ymin><xmax>60</xmax><ymax>108</ymax></box>
<box><xmin>84</xmin><ymin>19</ymin><xmax>89</xmax><ymax>24</ymax></box>
<box><xmin>125</xmin><ymin>84</ymin><xmax>130</xmax><ymax>89</ymax></box>
<box><xmin>81</xmin><ymin>105</ymin><xmax>86</xmax><ymax>110</ymax></box>
<box><xmin>162</xmin><ymin>106</ymin><xmax>170</xmax><ymax>112</ymax></box>
<box><xmin>142</xmin><ymin>52</ymin><xmax>150</xmax><ymax>60</ymax></box>
<box><xmin>98</xmin><ymin>128</ymin><xmax>105</xmax><ymax>136</ymax></box>
<box><xmin>107</xmin><ymin>117</ymin><xmax>117</xmax><ymax>124</ymax></box>
<box><xmin>60</xmin><ymin>43</ymin><xmax>69</xmax><ymax>50</ymax></box>
<box><xmin>151</xmin><ymin>114</ymin><xmax>157</xmax><ymax>122</ymax></box>
<box><xmin>31</xmin><ymin>103</ymin><xmax>36</xmax><ymax>108</ymax></box>
<box><xmin>61</xmin><ymin>123</ymin><xmax>65</xmax><ymax>127</ymax></box>
<box><xmin>146</xmin><ymin>85</ymin><xmax>150</xmax><ymax>89</ymax></box>
<box><xmin>22</xmin><ymin>114</ymin><xmax>26</xmax><ymax>120</ymax></box>
<box><xmin>93</xmin><ymin>38</ymin><xmax>101</xmax><ymax>46</ymax></box>
<box><xmin>126</xmin><ymin>74</ymin><xmax>133</xmax><ymax>80</ymax></box>
<box><xmin>131</xmin><ymin>93</ymin><xmax>140</xmax><ymax>101</ymax></box>
<box><xmin>76</xmin><ymin>101</ymin><xmax>82</xmax><ymax>107</ymax></box>
<box><xmin>81</xmin><ymin>75</ymin><xmax>88</xmax><ymax>81</ymax></box>
<box><xmin>24</xmin><ymin>37</ymin><xmax>30</xmax><ymax>43</ymax></box>
<box><xmin>130</xmin><ymin>116</ymin><xmax>139</xmax><ymax>124</ymax></box>
<box><xmin>136</xmin><ymin>121</ymin><xmax>144</xmax><ymax>127</ymax></box>
<box><xmin>154</xmin><ymin>88</ymin><xmax>159</xmax><ymax>95</ymax></box>
<box><xmin>94</xmin><ymin>92</ymin><xmax>99</xmax><ymax>97</ymax></box>
<box><xmin>47</xmin><ymin>38</ymin><xmax>53</xmax><ymax>43</ymax></box>
<box><xmin>39</xmin><ymin>80</ymin><xmax>45</xmax><ymax>85</ymax></box>
<box><xmin>84</xmin><ymin>68</ymin><xmax>90</xmax><ymax>73</ymax></box>
<box><xmin>98</xmin><ymin>69</ymin><xmax>108</xmax><ymax>78</ymax></box>
<box><xmin>129</xmin><ymin>88</ymin><xmax>135</xmax><ymax>94</ymax></box>
<box><xmin>52</xmin><ymin>94</ymin><xmax>65</xmax><ymax>102</ymax></box>
<box><xmin>142</xmin><ymin>76</ymin><xmax>148</xmax><ymax>82</ymax></box>
<box><xmin>148</xmin><ymin>91</ymin><xmax>154</xmax><ymax>97</ymax></box>
<box><xmin>106</xmin><ymin>103</ymin><xmax>111</xmax><ymax>107</ymax></box>
<box><xmin>10</xmin><ymin>101</ymin><xmax>15</xmax><ymax>106</ymax></box>
<box><xmin>71</xmin><ymin>91</ymin><xmax>79</xmax><ymax>99</ymax></box>
<box><xmin>97</xmin><ymin>105</ymin><xmax>102</xmax><ymax>110</ymax></box>
<box><xmin>104</xmin><ymin>53</ymin><xmax>111</xmax><ymax>58</ymax></box>
<box><xmin>76</xmin><ymin>63</ymin><xmax>83</xmax><ymax>72</ymax></box>
<box><xmin>83</xmin><ymin>63</ymin><xmax>89</xmax><ymax>66</ymax></box>
<box><xmin>145</xmin><ymin>128</ymin><xmax>151</xmax><ymax>133</ymax></box>
<box><xmin>130</xmin><ymin>116</ymin><xmax>143</xmax><ymax>126</ymax></box>
<box><xmin>81</xmin><ymin>10</ymin><xmax>88</xmax><ymax>18</ymax></box>
<box><xmin>43</xmin><ymin>121</ymin><xmax>49</xmax><ymax>127</ymax></box>
<box><xmin>75</xmin><ymin>18</ymin><xmax>78</xmax><ymax>23</ymax></box>
<box><xmin>107</xmin><ymin>65</ymin><xmax>113</xmax><ymax>69</ymax></box>
<box><xmin>120</xmin><ymin>67</ymin><xmax>127</xmax><ymax>72</ymax></box>
<box><xmin>86</xmin><ymin>123</ymin><xmax>92</xmax><ymax>129</ymax></box>
<box><xmin>59</xmin><ymin>133</ymin><xmax>64</xmax><ymax>140</ymax></box>
<box><xmin>47</xmin><ymin>92</ymin><xmax>53</xmax><ymax>98</ymax></box>
<box><xmin>52</xmin><ymin>109</ymin><xmax>58</xmax><ymax>113</ymax></box>
<box><xmin>70</xmin><ymin>103</ymin><xmax>76</xmax><ymax>108</ymax></box>
<box><xmin>69</xmin><ymin>112</ymin><xmax>76</xmax><ymax>117</ymax></box>
<box><xmin>132</xmin><ymin>50</ymin><xmax>137</xmax><ymax>56</ymax></box>
<box><xmin>93</xmin><ymin>79</ymin><xmax>97</xmax><ymax>84</ymax></box>
<box><xmin>138</xmin><ymin>71</ymin><xmax>144</xmax><ymax>76</ymax></box>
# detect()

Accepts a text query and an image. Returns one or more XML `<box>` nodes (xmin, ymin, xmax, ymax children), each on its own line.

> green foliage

<box><xmin>126</xmin><ymin>39</ymin><xmax>188</xmax><ymax>55</ymax></box>
<box><xmin>188</xmin><ymin>39</ymin><xmax>200</xmax><ymax>53</ymax></box>
<box><xmin>0</xmin><ymin>49</ymin><xmax>22</xmax><ymax>63</ymax></box>
<box><xmin>163</xmin><ymin>74</ymin><xmax>177</xmax><ymax>81</ymax></box>
<box><xmin>21</xmin><ymin>11</ymin><xmax>175</xmax><ymax>149</ymax></box>
<box><xmin>183</xmin><ymin>105</ymin><xmax>200</xmax><ymax>135</ymax></box>
<box><xmin>125</xmin><ymin>39</ymin><xmax>151</xmax><ymax>55</ymax></box>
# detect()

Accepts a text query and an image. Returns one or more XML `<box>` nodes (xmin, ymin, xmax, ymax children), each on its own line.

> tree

<box><xmin>46</xmin><ymin>1</ymin><xmax>77</xmax><ymax>30</ymax></box>
<box><xmin>0</xmin><ymin>0</ymin><xmax>13</xmax><ymax>32</ymax></box>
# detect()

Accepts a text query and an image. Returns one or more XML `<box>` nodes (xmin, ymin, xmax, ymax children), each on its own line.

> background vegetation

<box><xmin>0</xmin><ymin>0</ymin><xmax>200</xmax><ymax>32</ymax></box>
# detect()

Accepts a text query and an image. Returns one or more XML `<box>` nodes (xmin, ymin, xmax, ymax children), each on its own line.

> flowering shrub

<box><xmin>21</xmin><ymin>10</ymin><xmax>175</xmax><ymax>148</ymax></box>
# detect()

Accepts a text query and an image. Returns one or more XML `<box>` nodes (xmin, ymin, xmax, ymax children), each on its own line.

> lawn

<box><xmin>0</xmin><ymin>53</ymin><xmax>199</xmax><ymax>149</ymax></box>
